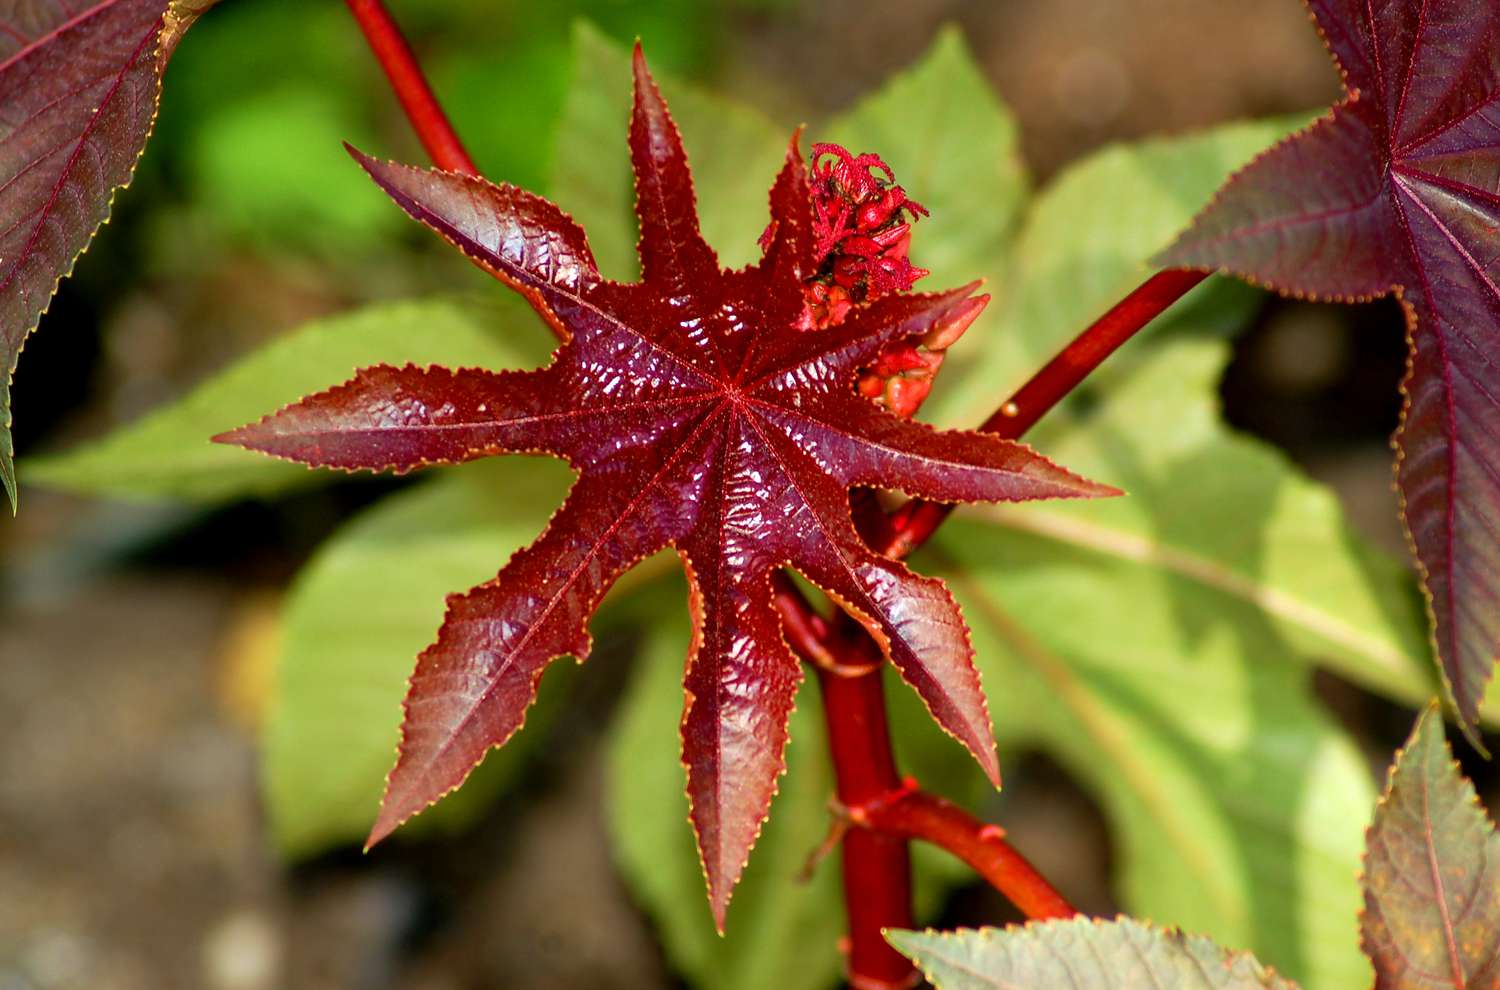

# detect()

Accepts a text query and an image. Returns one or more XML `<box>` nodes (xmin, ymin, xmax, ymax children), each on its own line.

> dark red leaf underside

<box><xmin>219</xmin><ymin>45</ymin><xmax>1114</xmax><ymax>925</ymax></box>
<box><xmin>1158</xmin><ymin>0</ymin><xmax>1500</xmax><ymax>740</ymax></box>
<box><xmin>0</xmin><ymin>0</ymin><xmax>201</xmax><ymax>509</ymax></box>
<box><xmin>1361</xmin><ymin>705</ymin><xmax>1499</xmax><ymax>989</ymax></box>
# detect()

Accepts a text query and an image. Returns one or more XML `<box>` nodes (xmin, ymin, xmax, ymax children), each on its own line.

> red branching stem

<box><xmin>344</xmin><ymin>0</ymin><xmax>479</xmax><ymax>175</ymax></box>
<box><xmin>857</xmin><ymin>789</ymin><xmax>1077</xmax><ymax>921</ymax></box>
<box><xmin>880</xmin><ymin>268</ymin><xmax>1208</xmax><ymax>559</ymax></box>
<box><xmin>772</xmin><ymin>574</ymin><xmax>917</xmax><ymax>988</ymax></box>
<box><xmin>817</xmin><ymin>653</ymin><xmax>919</xmax><ymax>988</ymax></box>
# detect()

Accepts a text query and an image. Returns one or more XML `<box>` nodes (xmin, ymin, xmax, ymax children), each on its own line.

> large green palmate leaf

<box><xmin>917</xmin><ymin>125</ymin><xmax>1460</xmax><ymax>990</ymax></box>
<box><xmin>890</xmin><ymin>919</ymin><xmax>1298</xmax><ymax>990</ymax></box>
<box><xmin>264</xmin><ymin>457</ymin><xmax>575</xmax><ymax>857</ymax></box>
<box><xmin>24</xmin><ymin>295</ymin><xmax>552</xmax><ymax>502</ymax></box>
<box><xmin>934</xmin><ymin>342</ymin><xmax>1383</xmax><ymax>990</ymax></box>
<box><xmin>911</xmin><ymin>114</ymin><xmax>1454</xmax><ymax>990</ymax></box>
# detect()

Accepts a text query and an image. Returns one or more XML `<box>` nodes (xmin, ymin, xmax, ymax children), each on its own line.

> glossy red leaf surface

<box><xmin>0</xmin><ymin>0</ymin><xmax>208</xmax><ymax>509</ymax></box>
<box><xmin>1361</xmin><ymin>704</ymin><xmax>1499</xmax><ymax>989</ymax></box>
<box><xmin>1157</xmin><ymin>0</ymin><xmax>1500</xmax><ymax>738</ymax></box>
<box><xmin>220</xmin><ymin>46</ymin><xmax>1113</xmax><ymax>923</ymax></box>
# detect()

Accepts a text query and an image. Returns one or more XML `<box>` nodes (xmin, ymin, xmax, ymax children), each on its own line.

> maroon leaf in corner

<box><xmin>0</xmin><ymin>0</ymin><xmax>212</xmax><ymax>509</ymax></box>
<box><xmin>1157</xmin><ymin>0</ymin><xmax>1500</xmax><ymax>740</ymax></box>
<box><xmin>219</xmin><ymin>45</ymin><xmax>1116</xmax><ymax>925</ymax></box>
<box><xmin>1361</xmin><ymin>704</ymin><xmax>1499</xmax><ymax>989</ymax></box>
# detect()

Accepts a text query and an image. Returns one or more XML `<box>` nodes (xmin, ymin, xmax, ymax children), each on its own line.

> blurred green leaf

<box><xmin>264</xmin><ymin>457</ymin><xmax>575</xmax><ymax>858</ymax></box>
<box><xmin>430</xmin><ymin>39</ymin><xmax>572</xmax><ymax>194</ymax></box>
<box><xmin>552</xmin><ymin>22</ymin><xmax>787</xmax><ymax>280</ymax></box>
<box><xmin>823</xmin><ymin>25</ymin><xmax>1029</xmax><ymax>318</ymax></box>
<box><xmin>24</xmin><ymin>296</ymin><xmax>554</xmax><ymax>502</ymax></box>
<box><xmin>890</xmin><ymin>919</ymin><xmax>1297</xmax><ymax>990</ymax></box>
<box><xmin>190</xmin><ymin>85</ymin><xmax>397</xmax><ymax>249</ymax></box>
<box><xmin>928</xmin><ymin>118</ymin><xmax>1305</xmax><ymax>428</ymax></box>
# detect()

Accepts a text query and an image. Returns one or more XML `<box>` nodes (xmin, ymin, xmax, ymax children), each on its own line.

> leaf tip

<box><xmin>631</xmin><ymin>39</ymin><xmax>653</xmax><ymax>89</ymax></box>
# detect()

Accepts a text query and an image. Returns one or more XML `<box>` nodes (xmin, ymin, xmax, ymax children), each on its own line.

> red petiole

<box><xmin>345</xmin><ymin>4</ymin><xmax>1202</xmax><ymax>986</ymax></box>
<box><xmin>344</xmin><ymin>0</ymin><xmax>478</xmax><ymax>175</ymax></box>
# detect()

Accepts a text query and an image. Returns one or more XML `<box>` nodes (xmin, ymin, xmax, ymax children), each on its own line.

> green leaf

<box><xmin>889</xmin><ymin>919</ymin><xmax>1299</xmax><ymax>990</ymax></box>
<box><xmin>429</xmin><ymin>38</ymin><xmax>572</xmax><ymax>195</ymax></box>
<box><xmin>188</xmin><ymin>84</ymin><xmax>399</xmax><ymax>249</ymax></box>
<box><xmin>552</xmin><ymin>22</ymin><xmax>787</xmax><ymax>280</ymax></box>
<box><xmin>909</xmin><ymin>124</ymin><xmax>1449</xmax><ymax>990</ymax></box>
<box><xmin>930</xmin><ymin>336</ymin><xmax>1419</xmax><ymax>990</ymax></box>
<box><xmin>24</xmin><ymin>296</ymin><xmax>553</xmax><ymax>503</ymax></box>
<box><xmin>929</xmin><ymin>118</ymin><xmax>1306</xmax><ymax>428</ymax></box>
<box><xmin>605</xmin><ymin>593</ymin><xmax>970</xmax><ymax>990</ymax></box>
<box><xmin>1361</xmin><ymin>704</ymin><xmax>1500</xmax><ymax>989</ymax></box>
<box><xmin>822</xmin><ymin>25</ymin><xmax>1029</xmax><ymax>322</ymax></box>
<box><xmin>263</xmin><ymin>457</ymin><xmax>574</xmax><ymax>858</ymax></box>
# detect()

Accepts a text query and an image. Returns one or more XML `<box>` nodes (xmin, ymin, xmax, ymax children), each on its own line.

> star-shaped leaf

<box><xmin>0</xmin><ymin>0</ymin><xmax>213</xmax><ymax>510</ymax></box>
<box><xmin>1362</xmin><ymin>703</ymin><xmax>1500</xmax><ymax>989</ymax></box>
<box><xmin>218</xmin><ymin>46</ymin><xmax>1112</xmax><ymax>923</ymax></box>
<box><xmin>1156</xmin><ymin>0</ymin><xmax>1500</xmax><ymax>739</ymax></box>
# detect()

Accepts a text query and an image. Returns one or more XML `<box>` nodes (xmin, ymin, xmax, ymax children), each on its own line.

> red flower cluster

<box><xmin>788</xmin><ymin>142</ymin><xmax>983</xmax><ymax>418</ymax></box>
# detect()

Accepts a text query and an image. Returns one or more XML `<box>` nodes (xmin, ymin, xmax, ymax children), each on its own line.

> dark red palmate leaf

<box><xmin>0</xmin><ymin>0</ymin><xmax>212</xmax><ymax>510</ymax></box>
<box><xmin>1361</xmin><ymin>704</ymin><xmax>1499</xmax><ymax>989</ymax></box>
<box><xmin>1157</xmin><ymin>0</ymin><xmax>1500</xmax><ymax>740</ymax></box>
<box><xmin>219</xmin><ymin>46</ymin><xmax>1113</xmax><ymax>924</ymax></box>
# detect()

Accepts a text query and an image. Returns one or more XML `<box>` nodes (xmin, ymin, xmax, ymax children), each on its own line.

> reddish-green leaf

<box><xmin>219</xmin><ymin>45</ymin><xmax>1113</xmax><ymax>925</ymax></box>
<box><xmin>1362</xmin><ymin>704</ymin><xmax>1499</xmax><ymax>989</ymax></box>
<box><xmin>0</xmin><ymin>0</ymin><xmax>211</xmax><ymax>510</ymax></box>
<box><xmin>1157</xmin><ymin>0</ymin><xmax>1500</xmax><ymax>739</ymax></box>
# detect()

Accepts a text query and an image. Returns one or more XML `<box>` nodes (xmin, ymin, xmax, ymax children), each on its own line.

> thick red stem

<box><xmin>858</xmin><ymin>789</ymin><xmax>1077</xmax><ymax>921</ymax></box>
<box><xmin>881</xmin><ymin>268</ymin><xmax>1208</xmax><ymax>559</ymax></box>
<box><xmin>817</xmin><ymin>646</ymin><xmax>918</xmax><ymax>988</ymax></box>
<box><xmin>773</xmin><ymin>572</ymin><xmax>916</xmax><ymax>987</ymax></box>
<box><xmin>344</xmin><ymin>0</ymin><xmax>479</xmax><ymax>175</ymax></box>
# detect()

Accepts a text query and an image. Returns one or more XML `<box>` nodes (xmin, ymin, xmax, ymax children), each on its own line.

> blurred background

<box><xmin>1</xmin><ymin>1</ymin><xmax>1482</xmax><ymax>988</ymax></box>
